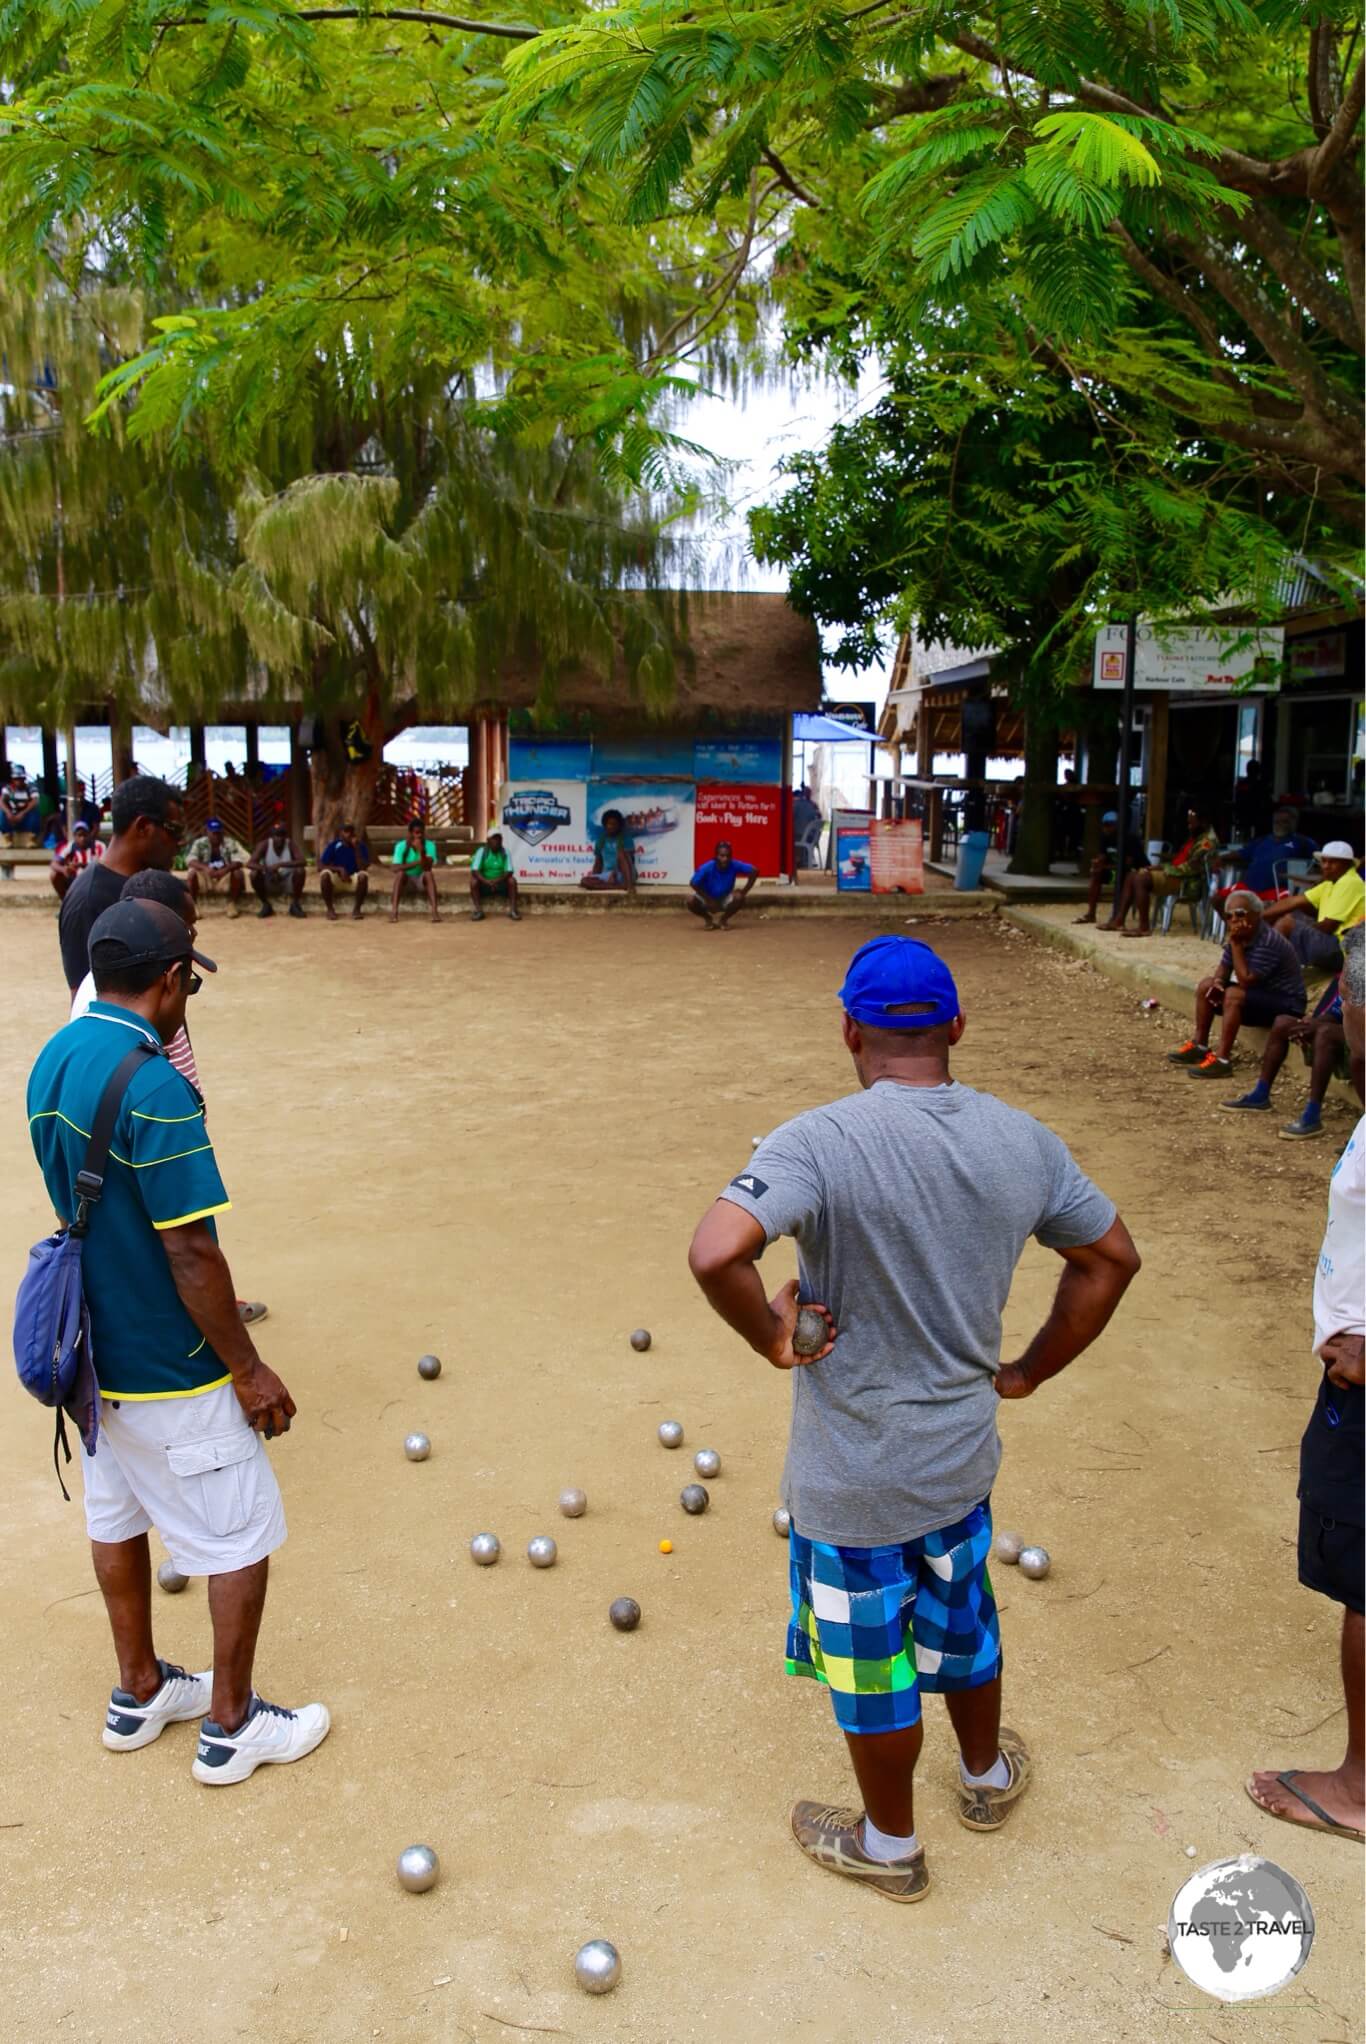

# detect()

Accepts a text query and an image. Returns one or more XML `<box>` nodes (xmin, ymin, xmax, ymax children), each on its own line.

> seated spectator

<box><xmin>249</xmin><ymin>825</ymin><xmax>307</xmax><ymax>919</ymax></box>
<box><xmin>469</xmin><ymin>830</ymin><xmax>521</xmax><ymax>922</ymax></box>
<box><xmin>1</xmin><ymin>764</ymin><xmax>41</xmax><ymax>844</ymax></box>
<box><xmin>1221</xmin><ymin>978</ymin><xmax>1359</xmax><ymax>1138</ymax></box>
<box><xmin>319</xmin><ymin>821</ymin><xmax>372</xmax><ymax>920</ymax></box>
<box><xmin>580</xmin><ymin>809</ymin><xmax>636</xmax><ymax>892</ymax></box>
<box><xmin>388</xmin><ymin>818</ymin><xmax>441</xmax><ymax>923</ymax></box>
<box><xmin>50</xmin><ymin>819</ymin><xmax>103</xmax><ymax>901</ymax></box>
<box><xmin>1261</xmin><ymin>842</ymin><xmax>1363</xmax><ymax>976</ymax></box>
<box><xmin>1074</xmin><ymin>810</ymin><xmax>1144</xmax><ymax>925</ymax></box>
<box><xmin>689</xmin><ymin>841</ymin><xmax>758</xmax><ymax>930</ymax></box>
<box><xmin>1101</xmin><ymin>807</ymin><xmax>1218</xmax><ymax>937</ymax></box>
<box><xmin>1224</xmin><ymin>806</ymin><xmax>1320</xmax><ymax>898</ymax></box>
<box><xmin>58</xmin><ymin>777</ymin><xmax>102</xmax><ymax>836</ymax></box>
<box><xmin>187</xmin><ymin>817</ymin><xmax>250</xmax><ymax>918</ymax></box>
<box><xmin>1167</xmin><ymin>890</ymin><xmax>1307</xmax><ymax>1079</ymax></box>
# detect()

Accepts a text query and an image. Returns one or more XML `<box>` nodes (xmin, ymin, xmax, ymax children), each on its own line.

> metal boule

<box><xmin>157</xmin><ymin>1560</ymin><xmax>189</xmax><ymax>1594</ymax></box>
<box><xmin>1018</xmin><ymin>1545</ymin><xmax>1051</xmax><ymax>1580</ymax></box>
<box><xmin>574</xmin><ymin>1939</ymin><xmax>621</xmax><ymax>1994</ymax></box>
<box><xmin>792</xmin><ymin>1307</ymin><xmax>830</xmax><ymax>1357</ymax></box>
<box><xmin>658</xmin><ymin>1419</ymin><xmax>684</xmax><ymax>1449</ymax></box>
<box><xmin>469</xmin><ymin>1533</ymin><xmax>501</xmax><ymax>1566</ymax></box>
<box><xmin>396</xmin><ymin>1843</ymin><xmax>439</xmax><ymax>1893</ymax></box>
<box><xmin>609</xmin><ymin>1597</ymin><xmax>641</xmax><ymax>1632</ymax></box>
<box><xmin>404</xmin><ymin>1432</ymin><xmax>431</xmax><ymax>1461</ymax></box>
<box><xmin>680</xmin><ymin>1483</ymin><xmax>709</xmax><ymax>1516</ymax></box>
<box><xmin>629</xmin><ymin>1329</ymin><xmax>652</xmax><ymax>1352</ymax></box>
<box><xmin>994</xmin><ymin>1530</ymin><xmax>1025</xmax><ymax>1565</ymax></box>
<box><xmin>772</xmin><ymin>1507</ymin><xmax>791</xmax><ymax>1537</ymax></box>
<box><xmin>559</xmin><ymin>1488</ymin><xmax>588</xmax><ymax>1518</ymax></box>
<box><xmin>527</xmin><ymin>1536</ymin><xmax>558</xmax><ymax>1568</ymax></box>
<box><xmin>693</xmin><ymin>1448</ymin><xmax>720</xmax><ymax>1480</ymax></box>
<box><xmin>417</xmin><ymin>1354</ymin><xmax>442</xmax><ymax>1380</ymax></box>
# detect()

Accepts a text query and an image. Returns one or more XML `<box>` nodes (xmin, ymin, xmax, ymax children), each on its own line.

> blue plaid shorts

<box><xmin>785</xmin><ymin>1499</ymin><xmax>1002</xmax><ymax>1735</ymax></box>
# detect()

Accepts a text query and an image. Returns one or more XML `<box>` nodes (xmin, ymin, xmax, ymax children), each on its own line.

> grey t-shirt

<box><xmin>721</xmin><ymin>1079</ymin><xmax>1116</xmax><ymax>1546</ymax></box>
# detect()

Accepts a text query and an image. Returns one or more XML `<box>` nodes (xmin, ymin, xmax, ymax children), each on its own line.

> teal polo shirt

<box><xmin>27</xmin><ymin>1003</ymin><xmax>232</xmax><ymax>1400</ymax></box>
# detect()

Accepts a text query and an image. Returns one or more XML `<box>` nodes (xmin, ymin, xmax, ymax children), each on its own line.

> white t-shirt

<box><xmin>70</xmin><ymin>975</ymin><xmax>202</xmax><ymax>1094</ymax></box>
<box><xmin>1312</xmin><ymin>1114</ymin><xmax>1365</xmax><ymax>1354</ymax></box>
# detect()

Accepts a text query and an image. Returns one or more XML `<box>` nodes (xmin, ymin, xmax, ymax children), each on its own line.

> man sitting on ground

<box><xmin>50</xmin><ymin>819</ymin><xmax>103</xmax><ymax>901</ymax></box>
<box><xmin>580</xmin><ymin>809</ymin><xmax>636</xmax><ymax>893</ymax></box>
<box><xmin>1100</xmin><ymin>807</ymin><xmax>1218</xmax><ymax>938</ymax></box>
<box><xmin>1260</xmin><ymin>842</ymin><xmax>1363</xmax><ymax>976</ymax></box>
<box><xmin>1221</xmin><ymin>977</ymin><xmax>1360</xmax><ymax>1138</ymax></box>
<box><xmin>1224</xmin><ymin>806</ymin><xmax>1320</xmax><ymax>899</ymax></box>
<box><xmin>1074</xmin><ymin>811</ymin><xmax>1145</xmax><ymax>925</ymax></box>
<box><xmin>469</xmin><ymin>829</ymin><xmax>521</xmax><ymax>922</ymax></box>
<box><xmin>1167</xmin><ymin>890</ymin><xmax>1307</xmax><ymax>1080</ymax></box>
<box><xmin>318</xmin><ymin>822</ymin><xmax>371</xmax><ymax>921</ymax></box>
<box><xmin>389</xmin><ymin>818</ymin><xmax>441</xmax><ymax>923</ymax></box>
<box><xmin>249</xmin><ymin>825</ymin><xmax>307</xmax><ymax>919</ymax></box>
<box><xmin>1</xmin><ymin>764</ymin><xmax>41</xmax><ymax>844</ymax></box>
<box><xmin>689</xmin><ymin>841</ymin><xmax>758</xmax><ymax>930</ymax></box>
<box><xmin>187</xmin><ymin>818</ymin><xmax>250</xmax><ymax>918</ymax></box>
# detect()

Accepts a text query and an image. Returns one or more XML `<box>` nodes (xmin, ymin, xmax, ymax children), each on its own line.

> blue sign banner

<box><xmin>591</xmin><ymin>736</ymin><xmax>697</xmax><ymax>779</ymax></box>
<box><xmin>694</xmin><ymin>737</ymin><xmax>783</xmax><ymax>784</ymax></box>
<box><xmin>508</xmin><ymin>738</ymin><xmax>594</xmax><ymax>782</ymax></box>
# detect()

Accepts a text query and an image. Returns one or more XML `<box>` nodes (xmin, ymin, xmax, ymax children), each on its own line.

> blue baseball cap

<box><xmin>838</xmin><ymin>936</ymin><xmax>960</xmax><ymax>1029</ymax></box>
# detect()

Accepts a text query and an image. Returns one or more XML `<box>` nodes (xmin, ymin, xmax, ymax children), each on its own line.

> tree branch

<box><xmin>866</xmin><ymin>73</ymin><xmax>968</xmax><ymax>128</ymax></box>
<box><xmin>179</xmin><ymin>7</ymin><xmax>538</xmax><ymax>41</ymax></box>
<box><xmin>1233</xmin><ymin>201</ymin><xmax>1363</xmax><ymax>352</ymax></box>
<box><xmin>761</xmin><ymin>147</ymin><xmax>821</xmax><ymax>209</ymax></box>
<box><xmin>1310</xmin><ymin>59</ymin><xmax>1364</xmax><ymax>194</ymax></box>
<box><xmin>1107</xmin><ymin>225</ymin><xmax>1239</xmax><ymax>388</ymax></box>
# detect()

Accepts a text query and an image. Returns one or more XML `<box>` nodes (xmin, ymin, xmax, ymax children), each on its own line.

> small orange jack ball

<box><xmin>658</xmin><ymin>1538</ymin><xmax>673</xmax><ymax>1554</ymax></box>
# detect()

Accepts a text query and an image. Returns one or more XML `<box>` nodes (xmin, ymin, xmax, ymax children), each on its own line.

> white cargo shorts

<box><xmin>81</xmin><ymin>1382</ymin><xmax>287</xmax><ymax>1575</ymax></box>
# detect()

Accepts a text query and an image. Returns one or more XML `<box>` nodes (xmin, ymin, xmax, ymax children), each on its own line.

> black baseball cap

<box><xmin>88</xmin><ymin>899</ymin><xmax>217</xmax><ymax>974</ymax></box>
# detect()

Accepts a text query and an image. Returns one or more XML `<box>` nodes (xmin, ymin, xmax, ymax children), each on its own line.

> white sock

<box><xmin>860</xmin><ymin>1816</ymin><xmax>920</xmax><ymax>1863</ymax></box>
<box><xmin>960</xmin><ymin>1752</ymin><xmax>1010</xmax><ymax>1790</ymax></box>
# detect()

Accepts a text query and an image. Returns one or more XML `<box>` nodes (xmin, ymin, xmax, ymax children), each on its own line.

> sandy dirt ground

<box><xmin>0</xmin><ymin>904</ymin><xmax>1361</xmax><ymax>2044</ymax></box>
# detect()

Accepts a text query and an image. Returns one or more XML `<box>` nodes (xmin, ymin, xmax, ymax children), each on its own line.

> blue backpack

<box><xmin>14</xmin><ymin>1039</ymin><xmax>157</xmax><ymax>1497</ymax></box>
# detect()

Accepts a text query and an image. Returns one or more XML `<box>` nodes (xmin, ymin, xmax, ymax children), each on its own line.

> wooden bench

<box><xmin>0</xmin><ymin>846</ymin><xmax>58</xmax><ymax>880</ymax></box>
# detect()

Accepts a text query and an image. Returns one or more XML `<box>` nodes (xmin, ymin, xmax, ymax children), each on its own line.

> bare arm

<box><xmin>995</xmin><ymin>1217</ymin><xmax>1141</xmax><ymax>1400</ymax></box>
<box><xmin>159</xmin><ymin>1221</ymin><xmax>296</xmax><ymax>1435</ymax></box>
<box><xmin>687</xmin><ymin>1199</ymin><xmax>835</xmax><ymax>1370</ymax></box>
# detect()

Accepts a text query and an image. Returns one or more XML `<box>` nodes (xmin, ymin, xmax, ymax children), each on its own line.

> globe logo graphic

<box><xmin>1169</xmin><ymin>1855</ymin><xmax>1314</xmax><ymax>2002</ymax></box>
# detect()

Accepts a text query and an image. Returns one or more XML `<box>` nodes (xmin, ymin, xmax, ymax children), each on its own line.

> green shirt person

<box><xmin>389</xmin><ymin>819</ymin><xmax>441</xmax><ymax>924</ymax></box>
<box><xmin>470</xmin><ymin>830</ymin><xmax>521</xmax><ymax>924</ymax></box>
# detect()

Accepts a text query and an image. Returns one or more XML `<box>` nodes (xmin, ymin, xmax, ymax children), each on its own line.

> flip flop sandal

<box><xmin>236</xmin><ymin>1300</ymin><xmax>269</xmax><ymax>1326</ymax></box>
<box><xmin>1244</xmin><ymin>1771</ymin><xmax>1365</xmax><ymax>1843</ymax></box>
<box><xmin>956</xmin><ymin>1726</ymin><xmax>1033</xmax><ymax>1831</ymax></box>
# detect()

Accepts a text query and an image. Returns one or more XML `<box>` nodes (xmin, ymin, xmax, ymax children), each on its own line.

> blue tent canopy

<box><xmin>792</xmin><ymin>712</ymin><xmax>874</xmax><ymax>744</ymax></box>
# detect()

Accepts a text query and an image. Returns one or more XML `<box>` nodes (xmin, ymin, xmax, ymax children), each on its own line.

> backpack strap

<box><xmin>70</xmin><ymin>1038</ymin><xmax>160</xmax><ymax>1239</ymax></box>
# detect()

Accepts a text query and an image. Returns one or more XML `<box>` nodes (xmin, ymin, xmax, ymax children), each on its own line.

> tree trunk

<box><xmin>309</xmin><ymin>692</ymin><xmax>384</xmax><ymax>853</ymax></box>
<box><xmin>1008</xmin><ymin>707</ymin><xmax>1060</xmax><ymax>875</ymax></box>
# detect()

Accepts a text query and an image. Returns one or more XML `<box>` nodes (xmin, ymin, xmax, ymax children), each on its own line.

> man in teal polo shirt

<box><xmin>27</xmin><ymin>899</ymin><xmax>329</xmax><ymax>1787</ymax></box>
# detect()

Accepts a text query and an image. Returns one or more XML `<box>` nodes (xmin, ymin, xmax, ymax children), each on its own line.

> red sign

<box><xmin>694</xmin><ymin>782</ymin><xmax>784</xmax><ymax>876</ymax></box>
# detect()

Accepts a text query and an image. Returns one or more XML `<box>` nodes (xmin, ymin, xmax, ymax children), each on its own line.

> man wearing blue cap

<box><xmin>689</xmin><ymin>935</ymin><xmax>1139</xmax><ymax>1901</ymax></box>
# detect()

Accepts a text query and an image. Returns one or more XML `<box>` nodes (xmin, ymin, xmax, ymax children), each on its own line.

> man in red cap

<box><xmin>688</xmin><ymin>935</ymin><xmax>1139</xmax><ymax>1902</ymax></box>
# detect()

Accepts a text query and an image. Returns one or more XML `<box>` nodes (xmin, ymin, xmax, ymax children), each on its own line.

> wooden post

<box><xmin>65</xmin><ymin>725</ymin><xmax>78</xmax><ymax>837</ymax></box>
<box><xmin>289</xmin><ymin>725</ymin><xmax>309</xmax><ymax>849</ymax></box>
<box><xmin>782</xmin><ymin>714</ymin><xmax>796</xmax><ymax>879</ymax></box>
<box><xmin>109</xmin><ymin>703</ymin><xmax>135</xmax><ymax>784</ymax></box>
<box><xmin>40</xmin><ymin>727</ymin><xmax>60</xmax><ymax>811</ymax></box>
<box><xmin>189</xmin><ymin>723</ymin><xmax>207</xmax><ymax>775</ymax></box>
<box><xmin>244</xmin><ymin>721</ymin><xmax>260</xmax><ymax>774</ymax></box>
<box><xmin>466</xmin><ymin>717</ymin><xmax>488</xmax><ymax>841</ymax></box>
<box><xmin>914</xmin><ymin>687</ymin><xmax>933</xmax><ymax>778</ymax></box>
<box><xmin>928</xmin><ymin>784</ymin><xmax>945</xmax><ymax>864</ymax></box>
<box><xmin>1145</xmin><ymin>692</ymin><xmax>1169</xmax><ymax>849</ymax></box>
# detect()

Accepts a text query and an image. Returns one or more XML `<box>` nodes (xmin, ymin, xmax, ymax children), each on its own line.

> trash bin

<box><xmin>955</xmin><ymin>830</ymin><xmax>991</xmax><ymax>892</ymax></box>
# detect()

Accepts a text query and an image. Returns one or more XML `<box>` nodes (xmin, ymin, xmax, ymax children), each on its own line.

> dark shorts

<box><xmin>1297</xmin><ymin>1505</ymin><xmax>1364</xmax><ymax>1614</ymax></box>
<box><xmin>1230</xmin><ymin>986</ymin><xmax>1305</xmax><ymax>1029</ymax></box>
<box><xmin>474</xmin><ymin>875</ymin><xmax>510</xmax><ymax>898</ymax></box>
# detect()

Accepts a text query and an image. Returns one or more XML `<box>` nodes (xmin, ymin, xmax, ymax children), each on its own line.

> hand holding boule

<box><xmin>765</xmin><ymin>1280</ymin><xmax>835</xmax><ymax>1370</ymax></box>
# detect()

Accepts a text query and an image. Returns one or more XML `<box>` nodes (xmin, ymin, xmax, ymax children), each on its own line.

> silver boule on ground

<box><xmin>156</xmin><ymin>1560</ymin><xmax>189</xmax><ymax>1594</ymax></box>
<box><xmin>994</xmin><ymin>1530</ymin><xmax>1025</xmax><ymax>1564</ymax></box>
<box><xmin>1018</xmin><ymin>1544</ymin><xmax>1051</xmax><ymax>1579</ymax></box>
<box><xmin>693</xmin><ymin>1448</ymin><xmax>720</xmax><ymax>1479</ymax></box>
<box><xmin>416</xmin><ymin>1353</ymin><xmax>441</xmax><ymax>1380</ymax></box>
<box><xmin>527</xmin><ymin>1536</ymin><xmax>558</xmax><ymax>1568</ymax></box>
<box><xmin>574</xmin><ymin>1939</ymin><xmax>622</xmax><ymax>1994</ymax></box>
<box><xmin>558</xmin><ymin>1488</ymin><xmax>587</xmax><ymax>1518</ymax></box>
<box><xmin>404</xmin><ymin>1432</ymin><xmax>431</xmax><ymax>1461</ymax></box>
<box><xmin>772</xmin><ymin>1507</ymin><xmax>791</xmax><ymax>1537</ymax></box>
<box><xmin>396</xmin><ymin>1844</ymin><xmax>439</xmax><ymax>1893</ymax></box>
<box><xmin>658</xmin><ymin>1419</ymin><xmax>684</xmax><ymax>1449</ymax></box>
<box><xmin>469</xmin><ymin>1532</ymin><xmax>501</xmax><ymax>1565</ymax></box>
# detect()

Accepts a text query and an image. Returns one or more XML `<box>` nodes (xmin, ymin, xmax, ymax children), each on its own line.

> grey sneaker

<box><xmin>956</xmin><ymin>1727</ymin><xmax>1033</xmax><ymax>1831</ymax></box>
<box><xmin>789</xmin><ymin>1802</ymin><xmax>930</xmax><ymax>1903</ymax></box>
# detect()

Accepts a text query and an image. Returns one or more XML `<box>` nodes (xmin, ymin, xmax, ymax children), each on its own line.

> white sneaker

<box><xmin>103</xmin><ymin>1661</ymin><xmax>213</xmax><ymax>1752</ymax></box>
<box><xmin>192</xmin><ymin>1694</ymin><xmax>331</xmax><ymax>1786</ymax></box>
